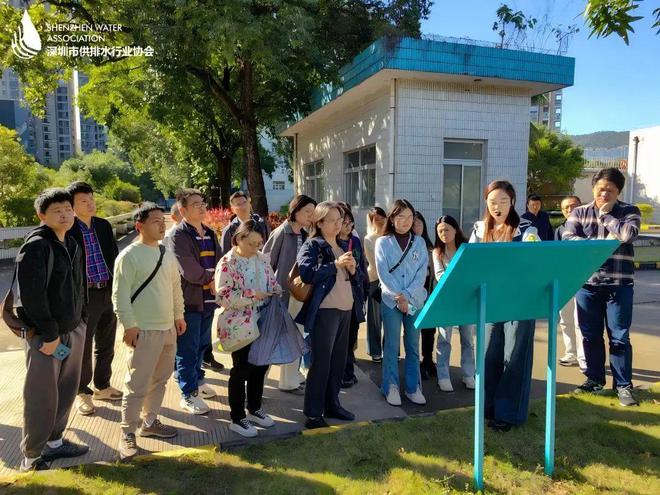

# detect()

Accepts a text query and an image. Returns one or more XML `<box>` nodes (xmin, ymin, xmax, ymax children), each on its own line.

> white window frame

<box><xmin>344</xmin><ymin>144</ymin><xmax>376</xmax><ymax>208</ymax></box>
<box><xmin>302</xmin><ymin>159</ymin><xmax>325</xmax><ymax>202</ymax></box>
<box><xmin>442</xmin><ymin>140</ymin><xmax>485</xmax><ymax>231</ymax></box>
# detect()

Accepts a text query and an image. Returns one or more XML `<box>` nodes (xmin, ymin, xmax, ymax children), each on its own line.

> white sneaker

<box><xmin>198</xmin><ymin>384</ymin><xmax>216</xmax><ymax>399</ymax></box>
<box><xmin>462</xmin><ymin>376</ymin><xmax>476</xmax><ymax>390</ymax></box>
<box><xmin>386</xmin><ymin>385</ymin><xmax>402</xmax><ymax>406</ymax></box>
<box><xmin>230</xmin><ymin>418</ymin><xmax>258</xmax><ymax>438</ymax></box>
<box><xmin>438</xmin><ymin>378</ymin><xmax>454</xmax><ymax>392</ymax></box>
<box><xmin>405</xmin><ymin>386</ymin><xmax>427</xmax><ymax>405</ymax></box>
<box><xmin>180</xmin><ymin>392</ymin><xmax>210</xmax><ymax>415</ymax></box>
<box><xmin>247</xmin><ymin>409</ymin><xmax>275</xmax><ymax>428</ymax></box>
<box><xmin>76</xmin><ymin>393</ymin><xmax>96</xmax><ymax>415</ymax></box>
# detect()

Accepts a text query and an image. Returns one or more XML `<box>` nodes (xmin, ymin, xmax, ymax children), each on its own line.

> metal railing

<box><xmin>0</xmin><ymin>213</ymin><xmax>134</xmax><ymax>261</ymax></box>
<box><xmin>421</xmin><ymin>34</ymin><xmax>564</xmax><ymax>55</ymax></box>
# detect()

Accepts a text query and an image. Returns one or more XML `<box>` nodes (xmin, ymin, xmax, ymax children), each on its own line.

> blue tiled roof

<box><xmin>311</xmin><ymin>37</ymin><xmax>575</xmax><ymax>111</ymax></box>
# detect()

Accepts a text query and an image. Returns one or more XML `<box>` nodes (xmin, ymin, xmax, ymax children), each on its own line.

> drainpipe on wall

<box><xmin>69</xmin><ymin>69</ymin><xmax>82</xmax><ymax>156</ymax></box>
<box><xmin>388</xmin><ymin>78</ymin><xmax>397</xmax><ymax>205</ymax></box>
<box><xmin>293</xmin><ymin>133</ymin><xmax>299</xmax><ymax>194</ymax></box>
<box><xmin>629</xmin><ymin>136</ymin><xmax>639</xmax><ymax>204</ymax></box>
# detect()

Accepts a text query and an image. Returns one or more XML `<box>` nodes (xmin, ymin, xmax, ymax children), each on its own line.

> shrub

<box><xmin>636</xmin><ymin>203</ymin><xmax>653</xmax><ymax>224</ymax></box>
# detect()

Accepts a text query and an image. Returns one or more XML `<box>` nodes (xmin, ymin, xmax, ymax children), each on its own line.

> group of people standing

<box><xmin>11</xmin><ymin>166</ymin><xmax>640</xmax><ymax>472</ymax></box>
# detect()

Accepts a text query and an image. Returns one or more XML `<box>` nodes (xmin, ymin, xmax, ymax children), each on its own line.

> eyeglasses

<box><xmin>342</xmin><ymin>220</ymin><xmax>354</xmax><ymax>227</ymax></box>
<box><xmin>189</xmin><ymin>202</ymin><xmax>207</xmax><ymax>210</ymax></box>
<box><xmin>232</xmin><ymin>199</ymin><xmax>249</xmax><ymax>207</ymax></box>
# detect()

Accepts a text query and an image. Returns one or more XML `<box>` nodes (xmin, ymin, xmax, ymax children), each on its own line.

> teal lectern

<box><xmin>414</xmin><ymin>240</ymin><xmax>619</xmax><ymax>490</ymax></box>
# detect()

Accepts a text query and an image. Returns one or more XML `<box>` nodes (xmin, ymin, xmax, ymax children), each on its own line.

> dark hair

<box><xmin>561</xmin><ymin>195</ymin><xmax>582</xmax><ymax>205</ymax></box>
<box><xmin>66</xmin><ymin>181</ymin><xmax>94</xmax><ymax>200</ymax></box>
<box><xmin>133</xmin><ymin>202</ymin><xmax>164</xmax><ymax>223</ymax></box>
<box><xmin>337</xmin><ymin>201</ymin><xmax>352</xmax><ymax>212</ymax></box>
<box><xmin>527</xmin><ymin>194</ymin><xmax>542</xmax><ymax>203</ymax></box>
<box><xmin>413</xmin><ymin>211</ymin><xmax>432</xmax><ymax>249</ymax></box>
<box><xmin>229</xmin><ymin>190</ymin><xmax>249</xmax><ymax>204</ymax></box>
<box><xmin>288</xmin><ymin>194</ymin><xmax>317</xmax><ymax>222</ymax></box>
<box><xmin>482</xmin><ymin>180</ymin><xmax>520</xmax><ymax>242</ymax></box>
<box><xmin>592</xmin><ymin>167</ymin><xmax>625</xmax><ymax>192</ymax></box>
<box><xmin>384</xmin><ymin>199</ymin><xmax>415</xmax><ymax>236</ymax></box>
<box><xmin>231</xmin><ymin>219</ymin><xmax>261</xmax><ymax>246</ymax></box>
<box><xmin>433</xmin><ymin>215</ymin><xmax>467</xmax><ymax>258</ymax></box>
<box><xmin>175</xmin><ymin>188</ymin><xmax>204</xmax><ymax>207</ymax></box>
<box><xmin>34</xmin><ymin>188</ymin><xmax>73</xmax><ymax>215</ymax></box>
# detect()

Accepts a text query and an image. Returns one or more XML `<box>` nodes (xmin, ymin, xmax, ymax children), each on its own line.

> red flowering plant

<box><xmin>204</xmin><ymin>208</ymin><xmax>286</xmax><ymax>238</ymax></box>
<box><xmin>267</xmin><ymin>211</ymin><xmax>286</xmax><ymax>230</ymax></box>
<box><xmin>204</xmin><ymin>208</ymin><xmax>234</xmax><ymax>238</ymax></box>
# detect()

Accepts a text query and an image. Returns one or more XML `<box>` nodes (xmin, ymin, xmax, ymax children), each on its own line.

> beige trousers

<box><xmin>120</xmin><ymin>327</ymin><xmax>176</xmax><ymax>434</ymax></box>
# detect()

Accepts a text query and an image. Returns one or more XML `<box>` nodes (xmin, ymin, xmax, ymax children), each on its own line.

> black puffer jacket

<box><xmin>16</xmin><ymin>225</ymin><xmax>87</xmax><ymax>342</ymax></box>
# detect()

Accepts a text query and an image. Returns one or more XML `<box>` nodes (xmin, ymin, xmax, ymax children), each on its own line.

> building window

<box><xmin>303</xmin><ymin>160</ymin><xmax>325</xmax><ymax>202</ymax></box>
<box><xmin>344</xmin><ymin>145</ymin><xmax>376</xmax><ymax>208</ymax></box>
<box><xmin>555</xmin><ymin>94</ymin><xmax>562</xmax><ymax>101</ymax></box>
<box><xmin>442</xmin><ymin>140</ymin><xmax>483</xmax><ymax>232</ymax></box>
<box><xmin>273</xmin><ymin>181</ymin><xmax>285</xmax><ymax>191</ymax></box>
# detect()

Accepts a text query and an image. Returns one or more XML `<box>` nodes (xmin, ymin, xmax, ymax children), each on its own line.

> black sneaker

<box><xmin>617</xmin><ymin>386</ymin><xmax>639</xmax><ymax>407</ymax></box>
<box><xmin>340</xmin><ymin>376</ymin><xmax>358</xmax><ymax>389</ymax></box>
<box><xmin>41</xmin><ymin>439</ymin><xmax>89</xmax><ymax>462</ymax></box>
<box><xmin>574</xmin><ymin>379</ymin><xmax>604</xmax><ymax>394</ymax></box>
<box><xmin>202</xmin><ymin>357</ymin><xmax>225</xmax><ymax>372</ymax></box>
<box><xmin>325</xmin><ymin>406</ymin><xmax>355</xmax><ymax>421</ymax></box>
<box><xmin>487</xmin><ymin>419</ymin><xmax>512</xmax><ymax>432</ymax></box>
<box><xmin>19</xmin><ymin>457</ymin><xmax>50</xmax><ymax>472</ymax></box>
<box><xmin>305</xmin><ymin>416</ymin><xmax>329</xmax><ymax>429</ymax></box>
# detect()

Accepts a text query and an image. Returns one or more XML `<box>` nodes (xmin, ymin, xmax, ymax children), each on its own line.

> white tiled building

<box><xmin>282</xmin><ymin>37</ymin><xmax>575</xmax><ymax>233</ymax></box>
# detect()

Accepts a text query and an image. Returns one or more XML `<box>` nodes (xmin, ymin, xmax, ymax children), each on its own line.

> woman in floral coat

<box><xmin>215</xmin><ymin>220</ymin><xmax>280</xmax><ymax>438</ymax></box>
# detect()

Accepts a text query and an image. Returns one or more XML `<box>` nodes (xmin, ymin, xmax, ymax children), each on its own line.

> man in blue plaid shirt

<box><xmin>562</xmin><ymin>168</ymin><xmax>641</xmax><ymax>406</ymax></box>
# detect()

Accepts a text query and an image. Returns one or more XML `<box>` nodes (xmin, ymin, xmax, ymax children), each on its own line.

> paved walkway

<box><xmin>0</xmin><ymin>266</ymin><xmax>657</xmax><ymax>477</ymax></box>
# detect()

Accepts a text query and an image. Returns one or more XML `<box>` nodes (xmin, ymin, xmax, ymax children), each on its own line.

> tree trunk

<box><xmin>239</xmin><ymin>59</ymin><xmax>269</xmax><ymax>217</ymax></box>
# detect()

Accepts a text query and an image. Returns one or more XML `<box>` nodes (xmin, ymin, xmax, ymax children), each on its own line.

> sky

<box><xmin>421</xmin><ymin>0</ymin><xmax>660</xmax><ymax>135</ymax></box>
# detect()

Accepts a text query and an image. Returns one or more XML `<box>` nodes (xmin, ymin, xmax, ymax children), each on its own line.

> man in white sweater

<box><xmin>112</xmin><ymin>203</ymin><xmax>186</xmax><ymax>460</ymax></box>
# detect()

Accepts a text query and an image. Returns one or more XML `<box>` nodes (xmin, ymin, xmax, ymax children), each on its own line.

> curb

<box><xmin>635</xmin><ymin>261</ymin><xmax>660</xmax><ymax>270</ymax></box>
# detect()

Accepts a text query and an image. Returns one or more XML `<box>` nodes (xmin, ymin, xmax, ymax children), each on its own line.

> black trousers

<box><xmin>228</xmin><ymin>343</ymin><xmax>269</xmax><ymax>422</ymax></box>
<box><xmin>343</xmin><ymin>310</ymin><xmax>360</xmax><ymax>381</ymax></box>
<box><xmin>79</xmin><ymin>286</ymin><xmax>117</xmax><ymax>394</ymax></box>
<box><xmin>421</xmin><ymin>327</ymin><xmax>436</xmax><ymax>364</ymax></box>
<box><xmin>304</xmin><ymin>308</ymin><xmax>351</xmax><ymax>418</ymax></box>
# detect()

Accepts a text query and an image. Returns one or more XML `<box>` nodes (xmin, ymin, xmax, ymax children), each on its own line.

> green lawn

<box><xmin>2</xmin><ymin>385</ymin><xmax>659</xmax><ymax>495</ymax></box>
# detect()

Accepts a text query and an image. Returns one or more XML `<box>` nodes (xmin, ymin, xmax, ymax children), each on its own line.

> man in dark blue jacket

<box><xmin>521</xmin><ymin>194</ymin><xmax>554</xmax><ymax>241</ymax></box>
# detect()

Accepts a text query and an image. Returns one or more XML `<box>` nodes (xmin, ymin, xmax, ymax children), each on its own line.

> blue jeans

<box><xmin>381</xmin><ymin>303</ymin><xmax>420</xmax><ymax>395</ymax></box>
<box><xmin>436</xmin><ymin>325</ymin><xmax>475</xmax><ymax>380</ymax></box>
<box><xmin>575</xmin><ymin>285</ymin><xmax>634</xmax><ymax>388</ymax></box>
<box><xmin>484</xmin><ymin>320</ymin><xmax>535</xmax><ymax>425</ymax></box>
<box><xmin>175</xmin><ymin>311</ymin><xmax>213</xmax><ymax>397</ymax></box>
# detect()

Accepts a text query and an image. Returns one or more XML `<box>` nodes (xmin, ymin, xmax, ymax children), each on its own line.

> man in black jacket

<box><xmin>220</xmin><ymin>191</ymin><xmax>271</xmax><ymax>254</ymax></box>
<box><xmin>16</xmin><ymin>188</ymin><xmax>89</xmax><ymax>471</ymax></box>
<box><xmin>521</xmin><ymin>194</ymin><xmax>554</xmax><ymax>241</ymax></box>
<box><xmin>67</xmin><ymin>182</ymin><xmax>121</xmax><ymax>416</ymax></box>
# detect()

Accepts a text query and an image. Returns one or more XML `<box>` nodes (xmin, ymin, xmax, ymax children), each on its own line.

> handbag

<box><xmin>288</xmin><ymin>262</ymin><xmax>313</xmax><ymax>303</ymax></box>
<box><xmin>372</xmin><ymin>234</ymin><xmax>414</xmax><ymax>304</ymax></box>
<box><xmin>214</xmin><ymin>257</ymin><xmax>261</xmax><ymax>352</ymax></box>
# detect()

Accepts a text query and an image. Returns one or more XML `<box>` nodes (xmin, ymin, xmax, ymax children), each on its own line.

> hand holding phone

<box><xmin>37</xmin><ymin>337</ymin><xmax>71</xmax><ymax>360</ymax></box>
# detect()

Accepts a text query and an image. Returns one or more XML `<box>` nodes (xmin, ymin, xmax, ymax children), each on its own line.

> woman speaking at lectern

<box><xmin>469</xmin><ymin>180</ymin><xmax>538</xmax><ymax>431</ymax></box>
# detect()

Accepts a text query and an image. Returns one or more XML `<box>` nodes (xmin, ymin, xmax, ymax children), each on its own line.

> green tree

<box><xmin>528</xmin><ymin>123</ymin><xmax>584</xmax><ymax>197</ymax></box>
<box><xmin>492</xmin><ymin>4</ymin><xmax>537</xmax><ymax>48</ymax></box>
<box><xmin>584</xmin><ymin>0</ymin><xmax>660</xmax><ymax>45</ymax></box>
<box><xmin>0</xmin><ymin>126</ymin><xmax>51</xmax><ymax>227</ymax></box>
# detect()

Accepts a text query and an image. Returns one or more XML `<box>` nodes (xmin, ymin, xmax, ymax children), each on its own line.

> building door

<box><xmin>442</xmin><ymin>141</ymin><xmax>484</xmax><ymax>233</ymax></box>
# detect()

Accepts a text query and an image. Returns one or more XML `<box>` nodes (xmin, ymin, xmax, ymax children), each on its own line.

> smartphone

<box><xmin>35</xmin><ymin>338</ymin><xmax>71</xmax><ymax>360</ymax></box>
<box><xmin>347</xmin><ymin>238</ymin><xmax>353</xmax><ymax>253</ymax></box>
